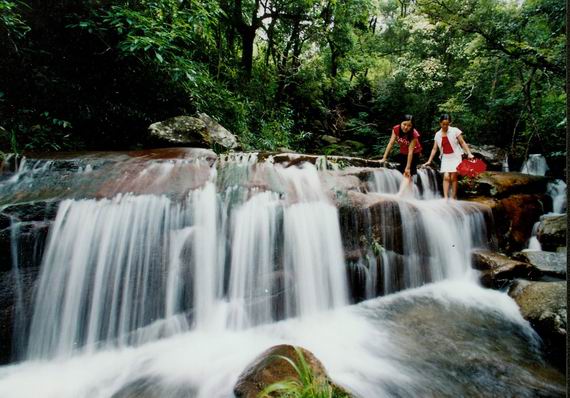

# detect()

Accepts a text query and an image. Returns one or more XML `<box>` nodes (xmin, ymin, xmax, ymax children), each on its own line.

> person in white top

<box><xmin>423</xmin><ymin>114</ymin><xmax>474</xmax><ymax>199</ymax></box>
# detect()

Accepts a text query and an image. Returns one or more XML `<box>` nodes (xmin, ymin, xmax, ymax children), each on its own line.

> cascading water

<box><xmin>18</xmin><ymin>156</ymin><xmax>350</xmax><ymax>361</ymax></box>
<box><xmin>547</xmin><ymin>179</ymin><xmax>567</xmax><ymax>215</ymax></box>
<box><xmin>520</xmin><ymin>155</ymin><xmax>566</xmax><ymax>251</ymax></box>
<box><xmin>0</xmin><ymin>150</ymin><xmax>563</xmax><ymax>398</ymax></box>
<box><xmin>344</xmin><ymin>167</ymin><xmax>488</xmax><ymax>298</ymax></box>
<box><xmin>520</xmin><ymin>153</ymin><xmax>549</xmax><ymax>176</ymax></box>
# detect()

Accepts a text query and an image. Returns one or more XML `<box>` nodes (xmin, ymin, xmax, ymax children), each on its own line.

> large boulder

<box><xmin>512</xmin><ymin>251</ymin><xmax>566</xmax><ymax>279</ymax></box>
<box><xmin>234</xmin><ymin>344</ymin><xmax>351</xmax><ymax>398</ymax></box>
<box><xmin>148</xmin><ymin>115</ymin><xmax>238</xmax><ymax>150</ymax></box>
<box><xmin>197</xmin><ymin>113</ymin><xmax>239</xmax><ymax>150</ymax></box>
<box><xmin>467</xmin><ymin>194</ymin><xmax>547</xmax><ymax>253</ymax></box>
<box><xmin>537</xmin><ymin>214</ymin><xmax>566</xmax><ymax>251</ymax></box>
<box><xmin>472</xmin><ymin>249</ymin><xmax>540</xmax><ymax>288</ymax></box>
<box><xmin>508</xmin><ymin>280</ymin><xmax>567</xmax><ymax>372</ymax></box>
<box><xmin>462</xmin><ymin>171</ymin><xmax>550</xmax><ymax>198</ymax></box>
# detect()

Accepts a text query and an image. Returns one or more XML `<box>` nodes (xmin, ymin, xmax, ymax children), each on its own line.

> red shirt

<box><xmin>441</xmin><ymin>136</ymin><xmax>454</xmax><ymax>154</ymax></box>
<box><xmin>393</xmin><ymin>124</ymin><xmax>422</xmax><ymax>154</ymax></box>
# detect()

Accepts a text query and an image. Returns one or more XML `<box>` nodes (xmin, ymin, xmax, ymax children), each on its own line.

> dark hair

<box><xmin>401</xmin><ymin>114</ymin><xmax>415</xmax><ymax>141</ymax></box>
<box><xmin>439</xmin><ymin>114</ymin><xmax>452</xmax><ymax>123</ymax></box>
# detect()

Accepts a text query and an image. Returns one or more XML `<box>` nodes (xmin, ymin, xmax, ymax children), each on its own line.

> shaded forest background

<box><xmin>0</xmin><ymin>0</ymin><xmax>566</xmax><ymax>171</ymax></box>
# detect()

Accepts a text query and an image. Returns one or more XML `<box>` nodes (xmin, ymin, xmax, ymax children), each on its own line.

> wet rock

<box><xmin>338</xmin><ymin>192</ymin><xmax>406</xmax><ymax>255</ymax></box>
<box><xmin>269</xmin><ymin>153</ymin><xmax>388</xmax><ymax>169</ymax></box>
<box><xmin>463</xmin><ymin>172</ymin><xmax>549</xmax><ymax>198</ymax></box>
<box><xmin>512</xmin><ymin>251</ymin><xmax>566</xmax><ymax>279</ymax></box>
<box><xmin>537</xmin><ymin>214</ymin><xmax>566</xmax><ymax>251</ymax></box>
<box><xmin>197</xmin><ymin>113</ymin><xmax>239</xmax><ymax>150</ymax></box>
<box><xmin>0</xmin><ymin>267</ymin><xmax>39</xmax><ymax>364</ymax></box>
<box><xmin>110</xmin><ymin>377</ymin><xmax>196</xmax><ymax>398</ymax></box>
<box><xmin>472</xmin><ymin>249</ymin><xmax>541</xmax><ymax>288</ymax></box>
<box><xmin>467</xmin><ymin>194</ymin><xmax>547</xmax><ymax>253</ymax></box>
<box><xmin>508</xmin><ymin>280</ymin><xmax>567</xmax><ymax>372</ymax></box>
<box><xmin>1</xmin><ymin>201</ymin><xmax>59</xmax><ymax>223</ymax></box>
<box><xmin>234</xmin><ymin>344</ymin><xmax>351</xmax><ymax>398</ymax></box>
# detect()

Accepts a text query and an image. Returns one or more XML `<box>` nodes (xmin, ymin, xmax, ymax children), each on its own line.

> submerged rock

<box><xmin>508</xmin><ymin>280</ymin><xmax>567</xmax><ymax>372</ymax></box>
<box><xmin>110</xmin><ymin>377</ymin><xmax>196</xmax><ymax>398</ymax></box>
<box><xmin>513</xmin><ymin>251</ymin><xmax>566</xmax><ymax>279</ymax></box>
<box><xmin>234</xmin><ymin>344</ymin><xmax>351</xmax><ymax>397</ymax></box>
<box><xmin>472</xmin><ymin>249</ymin><xmax>540</xmax><ymax>288</ymax></box>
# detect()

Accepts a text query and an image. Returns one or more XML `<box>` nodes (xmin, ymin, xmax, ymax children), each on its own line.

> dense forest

<box><xmin>0</xmin><ymin>0</ymin><xmax>566</xmax><ymax>169</ymax></box>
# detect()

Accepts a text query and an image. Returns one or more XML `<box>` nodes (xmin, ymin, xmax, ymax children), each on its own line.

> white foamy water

<box><xmin>0</xmin><ymin>281</ymin><xmax>554</xmax><ymax>398</ymax></box>
<box><xmin>368</xmin><ymin>167</ymin><xmax>440</xmax><ymax>199</ymax></box>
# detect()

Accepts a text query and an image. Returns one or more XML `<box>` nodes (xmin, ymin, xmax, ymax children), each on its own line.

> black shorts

<box><xmin>396</xmin><ymin>153</ymin><xmax>419</xmax><ymax>176</ymax></box>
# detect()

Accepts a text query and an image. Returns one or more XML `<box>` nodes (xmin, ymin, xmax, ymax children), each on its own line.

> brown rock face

<box><xmin>508</xmin><ymin>280</ymin><xmax>567</xmax><ymax>372</ymax></box>
<box><xmin>468</xmin><ymin>194</ymin><xmax>547</xmax><ymax>253</ymax></box>
<box><xmin>234</xmin><ymin>344</ymin><xmax>351</xmax><ymax>397</ymax></box>
<box><xmin>463</xmin><ymin>171</ymin><xmax>549</xmax><ymax>198</ymax></box>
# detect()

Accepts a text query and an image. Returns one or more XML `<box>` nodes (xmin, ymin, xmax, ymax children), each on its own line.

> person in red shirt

<box><xmin>379</xmin><ymin>114</ymin><xmax>422</xmax><ymax>195</ymax></box>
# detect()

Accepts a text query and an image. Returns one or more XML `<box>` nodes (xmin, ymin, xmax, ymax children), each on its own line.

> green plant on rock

<box><xmin>258</xmin><ymin>347</ymin><xmax>350</xmax><ymax>398</ymax></box>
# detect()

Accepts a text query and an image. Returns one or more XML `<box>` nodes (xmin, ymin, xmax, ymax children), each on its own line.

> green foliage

<box><xmin>258</xmin><ymin>347</ymin><xmax>350</xmax><ymax>398</ymax></box>
<box><xmin>7</xmin><ymin>111</ymin><xmax>76</xmax><ymax>152</ymax></box>
<box><xmin>0</xmin><ymin>0</ymin><xmax>30</xmax><ymax>44</ymax></box>
<box><xmin>0</xmin><ymin>0</ymin><xmax>565</xmax><ymax>176</ymax></box>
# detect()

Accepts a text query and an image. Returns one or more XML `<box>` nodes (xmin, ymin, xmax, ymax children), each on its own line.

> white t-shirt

<box><xmin>435</xmin><ymin>127</ymin><xmax>463</xmax><ymax>157</ymax></box>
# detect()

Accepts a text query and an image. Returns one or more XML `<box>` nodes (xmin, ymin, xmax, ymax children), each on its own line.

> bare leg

<box><xmin>443</xmin><ymin>172</ymin><xmax>451</xmax><ymax>199</ymax></box>
<box><xmin>451</xmin><ymin>172</ymin><xmax>458</xmax><ymax>199</ymax></box>
<box><xmin>398</xmin><ymin>175</ymin><xmax>412</xmax><ymax>196</ymax></box>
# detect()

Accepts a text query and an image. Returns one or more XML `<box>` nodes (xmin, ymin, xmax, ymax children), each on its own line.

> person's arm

<box><xmin>404</xmin><ymin>138</ymin><xmax>417</xmax><ymax>177</ymax></box>
<box><xmin>457</xmin><ymin>134</ymin><xmax>474</xmax><ymax>158</ymax></box>
<box><xmin>422</xmin><ymin>140</ymin><xmax>438</xmax><ymax>166</ymax></box>
<box><xmin>381</xmin><ymin>130</ymin><xmax>397</xmax><ymax>162</ymax></box>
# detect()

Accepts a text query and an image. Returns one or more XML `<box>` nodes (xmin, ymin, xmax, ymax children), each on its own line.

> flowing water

<box><xmin>520</xmin><ymin>154</ymin><xmax>549</xmax><ymax>176</ymax></box>
<box><xmin>520</xmin><ymin>155</ymin><xmax>566</xmax><ymax>251</ymax></box>
<box><xmin>0</xmin><ymin>150</ymin><xmax>564</xmax><ymax>397</ymax></box>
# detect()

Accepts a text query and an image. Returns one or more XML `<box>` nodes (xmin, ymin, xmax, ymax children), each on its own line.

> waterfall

<box><xmin>501</xmin><ymin>154</ymin><xmax>509</xmax><ymax>172</ymax></box>
<box><xmin>21</xmin><ymin>159</ymin><xmax>351</xmax><ymax>360</ymax></box>
<box><xmin>520</xmin><ymin>154</ymin><xmax>549</xmax><ymax>176</ymax></box>
<box><xmin>547</xmin><ymin>179</ymin><xmax>567</xmax><ymax>214</ymax></box>
<box><xmin>521</xmin><ymin>157</ymin><xmax>566</xmax><ymax>251</ymax></box>
<box><xmin>368</xmin><ymin>167</ymin><xmax>440</xmax><ymax>199</ymax></box>
<box><xmin>1</xmin><ymin>152</ymin><xmax>557</xmax><ymax>398</ymax></box>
